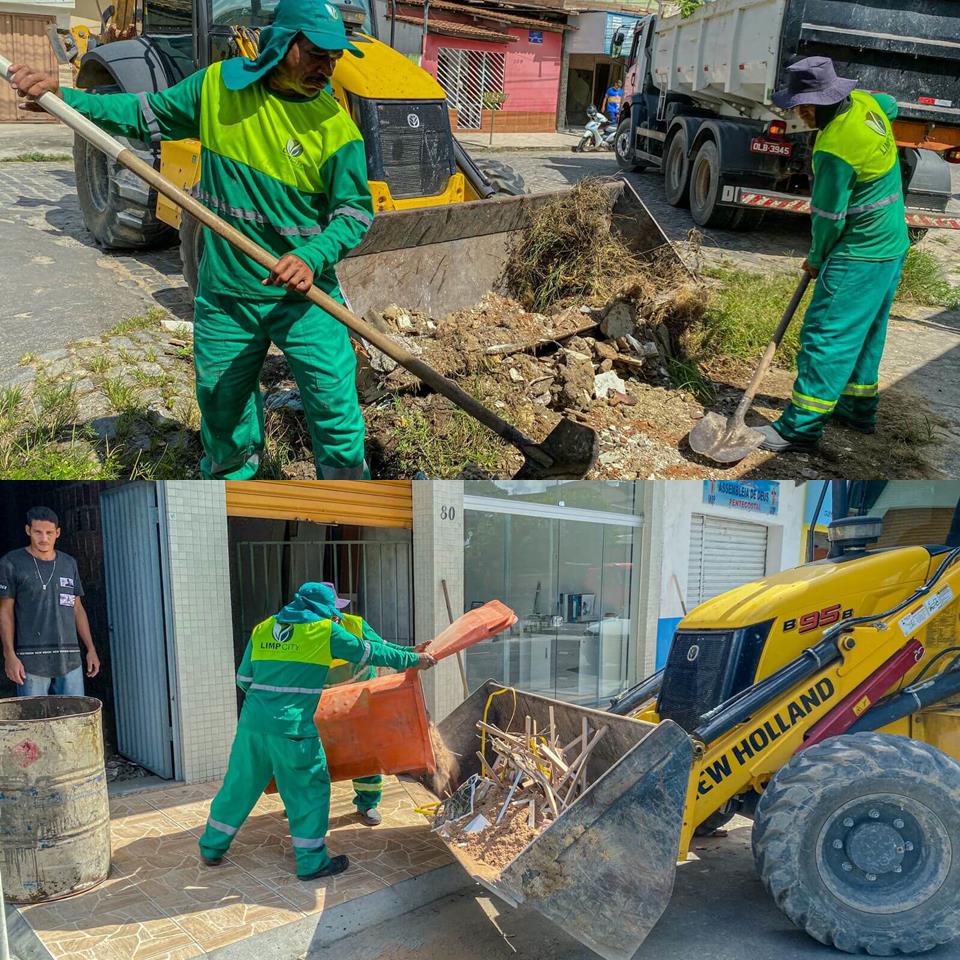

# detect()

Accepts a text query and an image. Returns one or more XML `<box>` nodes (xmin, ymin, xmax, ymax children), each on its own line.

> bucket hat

<box><xmin>771</xmin><ymin>56</ymin><xmax>857</xmax><ymax>109</ymax></box>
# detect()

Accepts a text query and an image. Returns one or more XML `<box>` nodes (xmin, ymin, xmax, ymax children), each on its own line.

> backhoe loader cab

<box><xmin>605</xmin><ymin>480</ymin><xmax>960</xmax><ymax>956</ymax></box>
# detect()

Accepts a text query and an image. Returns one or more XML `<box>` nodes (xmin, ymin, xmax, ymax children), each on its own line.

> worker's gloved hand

<box><xmin>801</xmin><ymin>258</ymin><xmax>819</xmax><ymax>278</ymax></box>
<box><xmin>263</xmin><ymin>254</ymin><xmax>315</xmax><ymax>293</ymax></box>
<box><xmin>413</xmin><ymin>641</ymin><xmax>430</xmax><ymax>653</ymax></box>
<box><xmin>414</xmin><ymin>653</ymin><xmax>438</xmax><ymax>671</ymax></box>
<box><xmin>7</xmin><ymin>64</ymin><xmax>60</xmax><ymax>113</ymax></box>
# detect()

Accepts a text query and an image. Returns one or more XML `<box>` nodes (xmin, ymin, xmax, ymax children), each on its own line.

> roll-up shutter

<box><xmin>687</xmin><ymin>514</ymin><xmax>768</xmax><ymax>608</ymax></box>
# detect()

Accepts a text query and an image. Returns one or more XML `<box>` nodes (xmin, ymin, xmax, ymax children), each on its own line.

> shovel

<box><xmin>688</xmin><ymin>272</ymin><xmax>811</xmax><ymax>464</ymax></box>
<box><xmin>0</xmin><ymin>54</ymin><xmax>599</xmax><ymax>480</ymax></box>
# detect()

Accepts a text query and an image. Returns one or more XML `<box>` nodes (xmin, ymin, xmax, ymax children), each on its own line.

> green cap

<box><xmin>221</xmin><ymin>0</ymin><xmax>363</xmax><ymax>92</ymax></box>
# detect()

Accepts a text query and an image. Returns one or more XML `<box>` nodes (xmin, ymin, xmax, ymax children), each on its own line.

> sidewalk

<box><xmin>455</xmin><ymin>130</ymin><xmax>580</xmax><ymax>152</ymax></box>
<box><xmin>6</xmin><ymin>777</ymin><xmax>465</xmax><ymax>960</ymax></box>
<box><xmin>0</xmin><ymin>121</ymin><xmax>72</xmax><ymax>159</ymax></box>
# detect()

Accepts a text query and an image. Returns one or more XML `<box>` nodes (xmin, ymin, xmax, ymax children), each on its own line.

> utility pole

<box><xmin>389</xmin><ymin>0</ymin><xmax>396</xmax><ymax>49</ymax></box>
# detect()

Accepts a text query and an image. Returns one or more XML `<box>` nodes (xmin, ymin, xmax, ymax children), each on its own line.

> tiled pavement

<box><xmin>15</xmin><ymin>778</ymin><xmax>453</xmax><ymax>960</ymax></box>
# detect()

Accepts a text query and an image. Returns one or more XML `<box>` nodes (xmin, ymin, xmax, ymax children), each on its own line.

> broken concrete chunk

<box><xmin>599</xmin><ymin>300</ymin><xmax>635</xmax><ymax>340</ymax></box>
<box><xmin>508</xmin><ymin>367</ymin><xmax>523</xmax><ymax>383</ymax></box>
<box><xmin>594</xmin><ymin>369</ymin><xmax>627</xmax><ymax>400</ymax></box>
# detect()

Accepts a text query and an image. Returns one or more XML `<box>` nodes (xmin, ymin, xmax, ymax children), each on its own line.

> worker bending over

<box><xmin>7</xmin><ymin>0</ymin><xmax>374</xmax><ymax>479</ymax></box>
<box><xmin>198</xmin><ymin>582</ymin><xmax>435</xmax><ymax>880</ymax></box>
<box><xmin>758</xmin><ymin>56</ymin><xmax>909</xmax><ymax>452</ymax></box>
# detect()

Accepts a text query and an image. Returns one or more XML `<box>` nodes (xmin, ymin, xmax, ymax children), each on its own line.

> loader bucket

<box><xmin>409</xmin><ymin>682</ymin><xmax>693</xmax><ymax>960</ymax></box>
<box><xmin>337</xmin><ymin>179</ymin><xmax>679</xmax><ymax>322</ymax></box>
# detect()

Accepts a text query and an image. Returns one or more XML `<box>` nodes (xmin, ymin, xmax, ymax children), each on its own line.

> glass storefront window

<box><xmin>463</xmin><ymin>480</ymin><xmax>638</xmax><ymax>515</ymax></box>
<box><xmin>463</xmin><ymin>496</ymin><xmax>641</xmax><ymax>706</ymax></box>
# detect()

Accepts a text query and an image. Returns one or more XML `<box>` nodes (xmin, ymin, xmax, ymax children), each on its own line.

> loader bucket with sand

<box><xmin>406</xmin><ymin>682</ymin><xmax>693</xmax><ymax>960</ymax></box>
<box><xmin>337</xmin><ymin>178</ymin><xmax>680</xmax><ymax>322</ymax></box>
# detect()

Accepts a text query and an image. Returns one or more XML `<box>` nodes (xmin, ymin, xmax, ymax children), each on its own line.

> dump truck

<box><xmin>411</xmin><ymin>480</ymin><xmax>960</xmax><ymax>959</ymax></box>
<box><xmin>615</xmin><ymin>0</ymin><xmax>960</xmax><ymax>233</ymax></box>
<box><xmin>47</xmin><ymin>0</ymin><xmax>531</xmax><ymax>311</ymax></box>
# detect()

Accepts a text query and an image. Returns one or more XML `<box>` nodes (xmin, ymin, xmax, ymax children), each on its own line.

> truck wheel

<box><xmin>475</xmin><ymin>158</ymin><xmax>526</xmax><ymax>196</ymax></box>
<box><xmin>179</xmin><ymin>211</ymin><xmax>204</xmax><ymax>298</ymax></box>
<box><xmin>688</xmin><ymin>140</ymin><xmax>737</xmax><ymax>228</ymax></box>
<box><xmin>752</xmin><ymin>733</ymin><xmax>960</xmax><ymax>955</ymax></box>
<box><xmin>615</xmin><ymin>120</ymin><xmax>646</xmax><ymax>172</ymax></box>
<box><xmin>694</xmin><ymin>809</ymin><xmax>735</xmax><ymax>837</ymax></box>
<box><xmin>73</xmin><ymin>109</ymin><xmax>176</xmax><ymax>250</ymax></box>
<box><xmin>663</xmin><ymin>129</ymin><xmax>690</xmax><ymax>207</ymax></box>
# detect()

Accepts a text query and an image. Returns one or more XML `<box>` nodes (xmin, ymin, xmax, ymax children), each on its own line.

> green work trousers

<box><xmin>776</xmin><ymin>255</ymin><xmax>906</xmax><ymax>441</ymax></box>
<box><xmin>193</xmin><ymin>289</ymin><xmax>367</xmax><ymax>479</ymax></box>
<box><xmin>199</xmin><ymin>726</ymin><xmax>333</xmax><ymax>877</ymax></box>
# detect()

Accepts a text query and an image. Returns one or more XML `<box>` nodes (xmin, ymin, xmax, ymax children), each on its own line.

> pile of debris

<box><xmin>433</xmin><ymin>712</ymin><xmax>608</xmax><ymax>873</ymax></box>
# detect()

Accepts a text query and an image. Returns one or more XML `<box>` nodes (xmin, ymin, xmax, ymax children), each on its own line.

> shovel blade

<box><xmin>688</xmin><ymin>411</ymin><xmax>765</xmax><ymax>464</ymax></box>
<box><xmin>513</xmin><ymin>418</ymin><xmax>600</xmax><ymax>480</ymax></box>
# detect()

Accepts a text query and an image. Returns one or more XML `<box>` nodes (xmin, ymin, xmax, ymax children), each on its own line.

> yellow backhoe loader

<box><xmin>428</xmin><ymin>481</ymin><xmax>960</xmax><ymax>959</ymax></box>
<box><xmin>46</xmin><ymin>0</ymin><xmax>660</xmax><ymax>322</ymax></box>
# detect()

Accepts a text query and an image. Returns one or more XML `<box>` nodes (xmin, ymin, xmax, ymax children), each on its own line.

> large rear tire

<box><xmin>663</xmin><ymin>128</ymin><xmax>691</xmax><ymax>208</ymax></box>
<box><xmin>475</xmin><ymin>157</ymin><xmax>526</xmax><ymax>196</ymax></box>
<box><xmin>752</xmin><ymin>733</ymin><xmax>960</xmax><ymax>956</ymax></box>
<box><xmin>688</xmin><ymin>139</ymin><xmax>737</xmax><ymax>229</ymax></box>
<box><xmin>73</xmin><ymin>100</ymin><xmax>176</xmax><ymax>250</ymax></box>
<box><xmin>179</xmin><ymin>211</ymin><xmax>204</xmax><ymax>298</ymax></box>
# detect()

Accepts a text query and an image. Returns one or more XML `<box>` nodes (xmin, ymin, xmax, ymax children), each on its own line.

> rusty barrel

<box><xmin>0</xmin><ymin>696</ymin><xmax>111</xmax><ymax>903</ymax></box>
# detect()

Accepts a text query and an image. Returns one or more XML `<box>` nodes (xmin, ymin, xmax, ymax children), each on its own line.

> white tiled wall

<box><xmin>413</xmin><ymin>480</ymin><xmax>466</xmax><ymax>722</ymax></box>
<box><xmin>160</xmin><ymin>481</ymin><xmax>237</xmax><ymax>782</ymax></box>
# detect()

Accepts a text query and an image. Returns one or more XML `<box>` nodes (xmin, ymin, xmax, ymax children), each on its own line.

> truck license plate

<box><xmin>750</xmin><ymin>138</ymin><xmax>793</xmax><ymax>157</ymax></box>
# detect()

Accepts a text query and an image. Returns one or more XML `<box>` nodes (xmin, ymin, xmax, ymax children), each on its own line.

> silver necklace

<box><xmin>30</xmin><ymin>551</ymin><xmax>56</xmax><ymax>591</ymax></box>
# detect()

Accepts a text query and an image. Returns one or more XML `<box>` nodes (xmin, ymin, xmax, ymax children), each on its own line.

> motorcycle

<box><xmin>572</xmin><ymin>105</ymin><xmax>618</xmax><ymax>153</ymax></box>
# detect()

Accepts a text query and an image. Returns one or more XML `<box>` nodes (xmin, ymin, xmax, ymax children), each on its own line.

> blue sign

<box><xmin>703</xmin><ymin>480</ymin><xmax>781</xmax><ymax>516</ymax></box>
<box><xmin>528</xmin><ymin>29</ymin><xmax>543</xmax><ymax>43</ymax></box>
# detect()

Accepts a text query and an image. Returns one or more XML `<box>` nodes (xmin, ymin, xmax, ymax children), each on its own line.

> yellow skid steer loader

<box><xmin>427</xmin><ymin>481</ymin><xmax>960</xmax><ymax>959</ymax></box>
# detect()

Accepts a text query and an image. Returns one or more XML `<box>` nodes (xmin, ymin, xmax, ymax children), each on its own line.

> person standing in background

<box><xmin>0</xmin><ymin>506</ymin><xmax>100</xmax><ymax>695</ymax></box>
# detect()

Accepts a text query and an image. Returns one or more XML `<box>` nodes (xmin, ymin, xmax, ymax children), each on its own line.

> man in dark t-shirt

<box><xmin>0</xmin><ymin>506</ymin><xmax>100</xmax><ymax>696</ymax></box>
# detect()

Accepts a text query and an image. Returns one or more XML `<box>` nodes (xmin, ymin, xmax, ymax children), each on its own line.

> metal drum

<box><xmin>0</xmin><ymin>696</ymin><xmax>111</xmax><ymax>903</ymax></box>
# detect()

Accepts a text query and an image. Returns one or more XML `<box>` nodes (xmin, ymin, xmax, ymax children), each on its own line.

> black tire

<box><xmin>694</xmin><ymin>809</ymin><xmax>735</xmax><ymax>837</ymax></box>
<box><xmin>614</xmin><ymin>119</ymin><xmax>646</xmax><ymax>172</ymax></box>
<box><xmin>475</xmin><ymin>157</ymin><xmax>526</xmax><ymax>196</ymax></box>
<box><xmin>663</xmin><ymin>128</ymin><xmax>691</xmax><ymax>207</ymax></box>
<box><xmin>688</xmin><ymin>139</ymin><xmax>737</xmax><ymax>228</ymax></box>
<box><xmin>179</xmin><ymin>211</ymin><xmax>205</xmax><ymax>297</ymax></box>
<box><xmin>73</xmin><ymin>96</ymin><xmax>176</xmax><ymax>250</ymax></box>
<box><xmin>752</xmin><ymin>733</ymin><xmax>960</xmax><ymax>956</ymax></box>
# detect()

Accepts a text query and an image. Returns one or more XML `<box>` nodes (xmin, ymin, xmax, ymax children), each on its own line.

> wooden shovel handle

<box><xmin>732</xmin><ymin>272</ymin><xmax>811</xmax><ymax>422</ymax></box>
<box><xmin>0</xmin><ymin>54</ymin><xmax>549</xmax><ymax>463</ymax></box>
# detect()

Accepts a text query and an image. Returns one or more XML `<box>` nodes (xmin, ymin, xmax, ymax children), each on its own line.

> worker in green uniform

<box><xmin>757</xmin><ymin>57</ymin><xmax>909</xmax><ymax>452</ymax></box>
<box><xmin>197</xmin><ymin>582</ymin><xmax>435</xmax><ymax>880</ymax></box>
<box><xmin>8</xmin><ymin>0</ymin><xmax>374</xmax><ymax>479</ymax></box>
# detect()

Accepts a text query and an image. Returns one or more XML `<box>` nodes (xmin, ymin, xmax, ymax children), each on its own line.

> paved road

<box><xmin>325</xmin><ymin>815</ymin><xmax>960</xmax><ymax>960</ymax></box>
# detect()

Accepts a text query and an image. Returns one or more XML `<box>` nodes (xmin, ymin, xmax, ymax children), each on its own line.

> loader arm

<box><xmin>678</xmin><ymin>547</ymin><xmax>960</xmax><ymax>857</ymax></box>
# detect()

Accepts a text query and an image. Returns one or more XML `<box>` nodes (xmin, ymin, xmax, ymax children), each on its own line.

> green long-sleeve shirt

<box><xmin>62</xmin><ymin>60</ymin><xmax>373</xmax><ymax>300</ymax></box>
<box><xmin>237</xmin><ymin>615</ymin><xmax>419</xmax><ymax>736</ymax></box>
<box><xmin>808</xmin><ymin>91</ymin><xmax>909</xmax><ymax>270</ymax></box>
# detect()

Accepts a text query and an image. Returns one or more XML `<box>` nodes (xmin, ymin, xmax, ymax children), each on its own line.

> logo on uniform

<box><xmin>286</xmin><ymin>138</ymin><xmax>304</xmax><ymax>157</ymax></box>
<box><xmin>407</xmin><ymin>113</ymin><xmax>421</xmax><ymax>128</ymax></box>
<box><xmin>865</xmin><ymin>111</ymin><xmax>886</xmax><ymax>136</ymax></box>
<box><xmin>273</xmin><ymin>622</ymin><xmax>294</xmax><ymax>644</ymax></box>
<box><xmin>326</xmin><ymin>3</ymin><xmax>340</xmax><ymax>18</ymax></box>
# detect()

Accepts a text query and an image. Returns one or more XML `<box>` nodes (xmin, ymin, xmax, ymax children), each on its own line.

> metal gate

<box><xmin>436</xmin><ymin>47</ymin><xmax>505</xmax><ymax>130</ymax></box>
<box><xmin>687</xmin><ymin>514</ymin><xmax>769</xmax><ymax>608</ymax></box>
<box><xmin>100</xmin><ymin>483</ymin><xmax>177</xmax><ymax>779</ymax></box>
<box><xmin>232</xmin><ymin>539</ymin><xmax>414</xmax><ymax>649</ymax></box>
